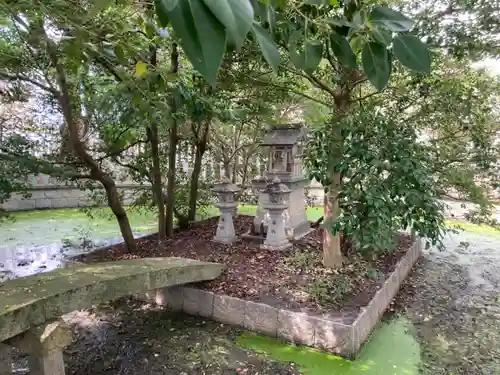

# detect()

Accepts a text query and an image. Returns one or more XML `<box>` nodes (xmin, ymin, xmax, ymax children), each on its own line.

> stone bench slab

<box><xmin>0</xmin><ymin>257</ymin><xmax>225</xmax><ymax>342</ymax></box>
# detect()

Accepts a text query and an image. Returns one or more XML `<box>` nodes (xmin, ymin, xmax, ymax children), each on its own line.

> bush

<box><xmin>304</xmin><ymin>107</ymin><xmax>447</xmax><ymax>253</ymax></box>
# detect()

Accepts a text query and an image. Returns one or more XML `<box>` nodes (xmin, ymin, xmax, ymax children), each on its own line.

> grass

<box><xmin>238</xmin><ymin>204</ymin><xmax>323</xmax><ymax>221</ymax></box>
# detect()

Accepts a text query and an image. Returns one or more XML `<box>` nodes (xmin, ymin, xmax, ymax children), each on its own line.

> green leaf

<box><xmin>88</xmin><ymin>0</ymin><xmax>113</xmax><ymax>17</ymax></box>
<box><xmin>165</xmin><ymin>0</ymin><xmax>226</xmax><ymax>85</ymax></box>
<box><xmin>371</xmin><ymin>27</ymin><xmax>392</xmax><ymax>45</ymax></box>
<box><xmin>251</xmin><ymin>22</ymin><xmax>280</xmax><ymax>72</ymax></box>
<box><xmin>327</xmin><ymin>17</ymin><xmax>351</xmax><ymax>27</ymax></box>
<box><xmin>154</xmin><ymin>0</ymin><xmax>170</xmax><ymax>26</ymax></box>
<box><xmin>288</xmin><ymin>29</ymin><xmax>303</xmax><ymax>69</ymax></box>
<box><xmin>156</xmin><ymin>0</ymin><xmax>179</xmax><ymax>12</ymax></box>
<box><xmin>114</xmin><ymin>45</ymin><xmax>126</xmax><ymax>64</ymax></box>
<box><xmin>351</xmin><ymin>10</ymin><xmax>365</xmax><ymax>29</ymax></box>
<box><xmin>288</xmin><ymin>31</ymin><xmax>322</xmax><ymax>73</ymax></box>
<box><xmin>369</xmin><ymin>6</ymin><xmax>414</xmax><ymax>32</ymax></box>
<box><xmin>135</xmin><ymin>61</ymin><xmax>148</xmax><ymax>77</ymax></box>
<box><xmin>304</xmin><ymin>40</ymin><xmax>323</xmax><ymax>74</ymax></box>
<box><xmin>393</xmin><ymin>35</ymin><xmax>431</xmax><ymax>73</ymax></box>
<box><xmin>349</xmin><ymin>35</ymin><xmax>363</xmax><ymax>53</ymax></box>
<box><xmin>202</xmin><ymin>0</ymin><xmax>254</xmax><ymax>51</ymax></box>
<box><xmin>361</xmin><ymin>42</ymin><xmax>390</xmax><ymax>91</ymax></box>
<box><xmin>329</xmin><ymin>32</ymin><xmax>357</xmax><ymax>68</ymax></box>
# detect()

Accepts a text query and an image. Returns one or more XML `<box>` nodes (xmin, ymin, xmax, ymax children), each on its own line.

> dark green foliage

<box><xmin>155</xmin><ymin>0</ymin><xmax>432</xmax><ymax>90</ymax></box>
<box><xmin>304</xmin><ymin>107</ymin><xmax>447</xmax><ymax>252</ymax></box>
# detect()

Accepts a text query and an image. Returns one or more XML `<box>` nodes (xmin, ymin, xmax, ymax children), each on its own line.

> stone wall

<box><xmin>1</xmin><ymin>185</ymin><xmax>142</xmax><ymax>211</ymax></box>
<box><xmin>1</xmin><ymin>173</ymin><xmax>325</xmax><ymax>212</ymax></box>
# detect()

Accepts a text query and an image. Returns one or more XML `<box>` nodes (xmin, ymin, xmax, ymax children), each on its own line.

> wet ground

<box><xmin>394</xmin><ymin>230</ymin><xmax>500</xmax><ymax>375</ymax></box>
<box><xmin>2</xmin><ymin>207</ymin><xmax>500</xmax><ymax>374</ymax></box>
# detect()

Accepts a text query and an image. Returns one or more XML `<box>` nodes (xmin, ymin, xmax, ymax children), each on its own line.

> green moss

<box><xmin>0</xmin><ymin>207</ymin><xmax>157</xmax><ymax>249</ymax></box>
<box><xmin>445</xmin><ymin>219</ymin><xmax>500</xmax><ymax>237</ymax></box>
<box><xmin>237</xmin><ymin>317</ymin><xmax>420</xmax><ymax>375</ymax></box>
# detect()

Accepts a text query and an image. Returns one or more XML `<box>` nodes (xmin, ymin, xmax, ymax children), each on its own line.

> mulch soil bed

<box><xmin>77</xmin><ymin>215</ymin><xmax>412</xmax><ymax>324</ymax></box>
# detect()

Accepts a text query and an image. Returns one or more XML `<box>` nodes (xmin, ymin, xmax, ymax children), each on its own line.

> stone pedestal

<box><xmin>0</xmin><ymin>344</ymin><xmax>12</xmax><ymax>375</ymax></box>
<box><xmin>215</xmin><ymin>206</ymin><xmax>238</xmax><ymax>244</ymax></box>
<box><xmin>7</xmin><ymin>320</ymin><xmax>72</xmax><ymax>375</ymax></box>
<box><xmin>263</xmin><ymin>208</ymin><xmax>292</xmax><ymax>250</ymax></box>
<box><xmin>212</xmin><ymin>179</ymin><xmax>240</xmax><ymax>244</ymax></box>
<box><xmin>251</xmin><ymin>176</ymin><xmax>269</xmax><ymax>235</ymax></box>
<box><xmin>261</xmin><ymin>178</ymin><xmax>292</xmax><ymax>251</ymax></box>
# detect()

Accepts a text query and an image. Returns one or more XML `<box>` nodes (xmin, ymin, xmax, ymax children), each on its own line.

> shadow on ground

<box><xmin>59</xmin><ymin>299</ymin><xmax>298</xmax><ymax>375</ymax></box>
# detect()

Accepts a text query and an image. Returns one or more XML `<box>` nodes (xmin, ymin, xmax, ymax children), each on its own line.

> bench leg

<box><xmin>0</xmin><ymin>344</ymin><xmax>12</xmax><ymax>375</ymax></box>
<box><xmin>7</xmin><ymin>319</ymin><xmax>72</xmax><ymax>375</ymax></box>
<box><xmin>28</xmin><ymin>350</ymin><xmax>66</xmax><ymax>375</ymax></box>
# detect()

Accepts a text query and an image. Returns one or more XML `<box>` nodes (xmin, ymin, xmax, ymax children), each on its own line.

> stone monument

<box><xmin>212</xmin><ymin>178</ymin><xmax>240</xmax><ymax>244</ymax></box>
<box><xmin>244</xmin><ymin>123</ymin><xmax>311</xmax><ymax>242</ymax></box>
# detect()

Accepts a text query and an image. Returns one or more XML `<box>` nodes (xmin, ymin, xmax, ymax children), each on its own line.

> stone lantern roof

<box><xmin>212</xmin><ymin>178</ymin><xmax>240</xmax><ymax>193</ymax></box>
<box><xmin>261</xmin><ymin>123</ymin><xmax>306</xmax><ymax>146</ymax></box>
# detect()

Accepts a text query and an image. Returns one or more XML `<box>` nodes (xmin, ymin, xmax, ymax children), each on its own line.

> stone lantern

<box><xmin>261</xmin><ymin>177</ymin><xmax>292</xmax><ymax>250</ymax></box>
<box><xmin>247</xmin><ymin>124</ymin><xmax>310</xmax><ymax>240</ymax></box>
<box><xmin>212</xmin><ymin>178</ymin><xmax>240</xmax><ymax>244</ymax></box>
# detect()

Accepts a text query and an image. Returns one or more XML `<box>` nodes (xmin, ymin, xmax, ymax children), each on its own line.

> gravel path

<box><xmin>395</xmin><ymin>231</ymin><xmax>500</xmax><ymax>374</ymax></box>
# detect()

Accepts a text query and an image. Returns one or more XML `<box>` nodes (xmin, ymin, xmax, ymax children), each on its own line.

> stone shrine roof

<box><xmin>261</xmin><ymin>123</ymin><xmax>306</xmax><ymax>146</ymax></box>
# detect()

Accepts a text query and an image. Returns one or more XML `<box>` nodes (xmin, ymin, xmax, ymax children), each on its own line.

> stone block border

<box><xmin>142</xmin><ymin>237</ymin><xmax>423</xmax><ymax>358</ymax></box>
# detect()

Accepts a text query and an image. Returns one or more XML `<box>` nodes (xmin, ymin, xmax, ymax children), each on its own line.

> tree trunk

<box><xmin>148</xmin><ymin>124</ymin><xmax>166</xmax><ymax>240</ymax></box>
<box><xmin>187</xmin><ymin>121</ymin><xmax>209</xmax><ymax>222</ymax></box>
<box><xmin>187</xmin><ymin>146</ymin><xmax>203</xmax><ymax>222</ymax></box>
<box><xmin>147</xmin><ymin>31</ymin><xmax>165</xmax><ymax>240</ymax></box>
<box><xmin>322</xmin><ymin>172</ymin><xmax>343</xmax><ymax>267</ymax></box>
<box><xmin>165</xmin><ymin>119</ymin><xmax>178</xmax><ymax>237</ymax></box>
<box><xmin>43</xmin><ymin>27</ymin><xmax>137</xmax><ymax>252</ymax></box>
<box><xmin>322</xmin><ymin>95</ymin><xmax>348</xmax><ymax>268</ymax></box>
<box><xmin>102</xmin><ymin>176</ymin><xmax>137</xmax><ymax>251</ymax></box>
<box><xmin>223</xmin><ymin>160</ymin><xmax>233</xmax><ymax>180</ymax></box>
<box><xmin>165</xmin><ymin>43</ymin><xmax>179</xmax><ymax>237</ymax></box>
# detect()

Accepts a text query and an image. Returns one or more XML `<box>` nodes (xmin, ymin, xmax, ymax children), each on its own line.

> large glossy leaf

<box><xmin>202</xmin><ymin>0</ymin><xmax>254</xmax><ymax>50</ymax></box>
<box><xmin>393</xmin><ymin>35</ymin><xmax>431</xmax><ymax>73</ymax></box>
<box><xmin>165</xmin><ymin>0</ymin><xmax>226</xmax><ymax>85</ymax></box>
<box><xmin>288</xmin><ymin>29</ymin><xmax>304</xmax><ymax>70</ymax></box>
<box><xmin>156</xmin><ymin>0</ymin><xmax>179</xmax><ymax>12</ymax></box>
<box><xmin>330</xmin><ymin>32</ymin><xmax>357</xmax><ymax>68</ymax></box>
<box><xmin>287</xmin><ymin>31</ymin><xmax>322</xmax><ymax>73</ymax></box>
<box><xmin>251</xmin><ymin>22</ymin><xmax>280</xmax><ymax>72</ymax></box>
<box><xmin>361</xmin><ymin>42</ymin><xmax>390</xmax><ymax>91</ymax></box>
<box><xmin>303</xmin><ymin>40</ymin><xmax>323</xmax><ymax>74</ymax></box>
<box><xmin>371</xmin><ymin>27</ymin><xmax>392</xmax><ymax>45</ymax></box>
<box><xmin>369</xmin><ymin>6</ymin><xmax>414</xmax><ymax>32</ymax></box>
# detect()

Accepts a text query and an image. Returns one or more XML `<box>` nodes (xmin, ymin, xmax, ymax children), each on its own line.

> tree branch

<box><xmin>250</xmin><ymin>78</ymin><xmax>330</xmax><ymax>107</ymax></box>
<box><xmin>0</xmin><ymin>72</ymin><xmax>60</xmax><ymax>96</ymax></box>
<box><xmin>283</xmin><ymin>66</ymin><xmax>337</xmax><ymax>98</ymax></box>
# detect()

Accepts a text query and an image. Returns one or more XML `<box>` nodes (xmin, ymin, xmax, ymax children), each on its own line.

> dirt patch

<box><xmin>53</xmin><ymin>298</ymin><xmax>301</xmax><ymax>375</ymax></box>
<box><xmin>77</xmin><ymin>215</ymin><xmax>411</xmax><ymax>323</ymax></box>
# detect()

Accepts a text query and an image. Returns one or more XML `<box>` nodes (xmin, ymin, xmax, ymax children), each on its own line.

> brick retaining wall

<box><xmin>140</xmin><ymin>238</ymin><xmax>423</xmax><ymax>358</ymax></box>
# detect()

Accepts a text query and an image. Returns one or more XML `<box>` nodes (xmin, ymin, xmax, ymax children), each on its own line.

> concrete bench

<box><xmin>0</xmin><ymin>257</ymin><xmax>225</xmax><ymax>375</ymax></box>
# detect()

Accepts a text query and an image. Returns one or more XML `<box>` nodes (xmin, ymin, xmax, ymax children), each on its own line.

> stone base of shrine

<box><xmin>240</xmin><ymin>220</ymin><xmax>313</xmax><ymax>245</ymax></box>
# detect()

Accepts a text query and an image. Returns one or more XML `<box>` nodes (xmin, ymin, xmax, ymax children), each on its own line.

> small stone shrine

<box><xmin>212</xmin><ymin>178</ymin><xmax>240</xmax><ymax>244</ymax></box>
<box><xmin>244</xmin><ymin>123</ymin><xmax>310</xmax><ymax>244</ymax></box>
